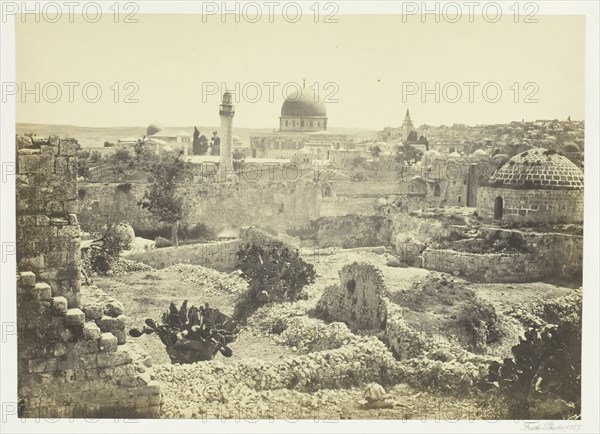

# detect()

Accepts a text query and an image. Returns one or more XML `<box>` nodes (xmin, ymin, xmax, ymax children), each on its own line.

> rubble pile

<box><xmin>110</xmin><ymin>257</ymin><xmax>155</xmax><ymax>275</ymax></box>
<box><xmin>153</xmin><ymin>335</ymin><xmax>400</xmax><ymax>417</ymax></box>
<box><xmin>165</xmin><ymin>264</ymin><xmax>248</xmax><ymax>295</ymax></box>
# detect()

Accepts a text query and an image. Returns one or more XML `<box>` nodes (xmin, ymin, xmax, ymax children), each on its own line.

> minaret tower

<box><xmin>402</xmin><ymin>109</ymin><xmax>414</xmax><ymax>142</ymax></box>
<box><xmin>219</xmin><ymin>91</ymin><xmax>235</xmax><ymax>176</ymax></box>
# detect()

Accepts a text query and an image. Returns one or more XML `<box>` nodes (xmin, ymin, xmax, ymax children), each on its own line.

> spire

<box><xmin>405</xmin><ymin>109</ymin><xmax>411</xmax><ymax>120</ymax></box>
<box><xmin>303</xmin><ymin>78</ymin><xmax>306</xmax><ymax>89</ymax></box>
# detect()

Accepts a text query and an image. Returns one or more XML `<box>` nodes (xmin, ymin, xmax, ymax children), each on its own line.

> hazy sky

<box><xmin>16</xmin><ymin>14</ymin><xmax>584</xmax><ymax>129</ymax></box>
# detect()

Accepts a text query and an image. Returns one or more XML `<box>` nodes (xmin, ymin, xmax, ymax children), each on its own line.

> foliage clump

<box><xmin>233</xmin><ymin>243</ymin><xmax>316</xmax><ymax>320</ymax></box>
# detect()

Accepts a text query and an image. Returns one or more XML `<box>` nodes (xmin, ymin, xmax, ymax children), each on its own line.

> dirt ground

<box><xmin>95</xmin><ymin>247</ymin><xmax>572</xmax><ymax>364</ymax></box>
<box><xmin>93</xmin><ymin>247</ymin><xmax>574</xmax><ymax>419</ymax></box>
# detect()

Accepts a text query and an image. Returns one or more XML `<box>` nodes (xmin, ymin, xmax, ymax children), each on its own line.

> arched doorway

<box><xmin>494</xmin><ymin>196</ymin><xmax>503</xmax><ymax>219</ymax></box>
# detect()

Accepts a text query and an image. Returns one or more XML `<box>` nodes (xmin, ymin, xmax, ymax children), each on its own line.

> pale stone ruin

<box><xmin>16</xmin><ymin>136</ymin><xmax>160</xmax><ymax>418</ymax></box>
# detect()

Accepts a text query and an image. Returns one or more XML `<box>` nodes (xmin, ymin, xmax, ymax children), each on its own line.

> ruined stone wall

<box><xmin>287</xmin><ymin>215</ymin><xmax>394</xmax><ymax>248</ymax></box>
<box><xmin>78</xmin><ymin>179</ymin><xmax>322</xmax><ymax>235</ymax></box>
<box><xmin>16</xmin><ymin>136</ymin><xmax>160</xmax><ymax>418</ymax></box>
<box><xmin>421</xmin><ymin>249</ymin><xmax>543</xmax><ymax>283</ymax></box>
<box><xmin>477</xmin><ymin>186</ymin><xmax>584</xmax><ymax>224</ymax></box>
<box><xmin>316</xmin><ymin>262</ymin><xmax>388</xmax><ymax>331</ymax></box>
<box><xmin>315</xmin><ymin>262</ymin><xmax>458</xmax><ymax>361</ymax></box>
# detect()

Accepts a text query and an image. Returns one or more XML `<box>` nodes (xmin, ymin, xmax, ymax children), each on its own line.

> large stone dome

<box><xmin>489</xmin><ymin>147</ymin><xmax>583</xmax><ymax>189</ymax></box>
<box><xmin>147</xmin><ymin>122</ymin><xmax>162</xmax><ymax>136</ymax></box>
<box><xmin>281</xmin><ymin>89</ymin><xmax>327</xmax><ymax>117</ymax></box>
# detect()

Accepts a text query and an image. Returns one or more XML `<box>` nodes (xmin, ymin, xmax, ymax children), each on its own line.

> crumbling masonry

<box><xmin>16</xmin><ymin>136</ymin><xmax>160</xmax><ymax>418</ymax></box>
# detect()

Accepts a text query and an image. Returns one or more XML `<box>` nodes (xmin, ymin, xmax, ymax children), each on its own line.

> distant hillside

<box><xmin>16</xmin><ymin>123</ymin><xmax>377</xmax><ymax>148</ymax></box>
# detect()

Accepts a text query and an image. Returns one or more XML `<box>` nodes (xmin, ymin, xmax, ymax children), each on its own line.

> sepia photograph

<box><xmin>1</xmin><ymin>1</ymin><xmax>598</xmax><ymax>433</ymax></box>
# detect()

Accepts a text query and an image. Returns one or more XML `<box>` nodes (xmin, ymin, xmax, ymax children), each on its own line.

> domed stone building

<box><xmin>279</xmin><ymin>89</ymin><xmax>328</xmax><ymax>131</ymax></box>
<box><xmin>146</xmin><ymin>122</ymin><xmax>162</xmax><ymax>136</ymax></box>
<box><xmin>477</xmin><ymin>147</ymin><xmax>584</xmax><ymax>223</ymax></box>
<box><xmin>250</xmin><ymin>87</ymin><xmax>352</xmax><ymax>159</ymax></box>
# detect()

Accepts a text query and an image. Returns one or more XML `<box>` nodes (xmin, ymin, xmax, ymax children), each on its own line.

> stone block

<box><xmin>54</xmin><ymin>342</ymin><xmax>67</xmax><ymax>357</ymax></box>
<box><xmin>114</xmin><ymin>329</ymin><xmax>127</xmax><ymax>345</ymax></box>
<box><xmin>49</xmin><ymin>216</ymin><xmax>69</xmax><ymax>226</ymax></box>
<box><xmin>20</xmin><ymin>271</ymin><xmax>36</xmax><ymax>287</ymax></box>
<box><xmin>35</xmin><ymin>215</ymin><xmax>50</xmax><ymax>226</ymax></box>
<box><xmin>78</xmin><ymin>354</ymin><xmax>98</xmax><ymax>369</ymax></box>
<box><xmin>98</xmin><ymin>333</ymin><xmax>118</xmax><ymax>353</ymax></box>
<box><xmin>130</xmin><ymin>381</ymin><xmax>161</xmax><ymax>396</ymax></box>
<box><xmin>40</xmin><ymin>144</ymin><xmax>56</xmax><ymax>155</ymax></box>
<box><xmin>104</xmin><ymin>302</ymin><xmax>124</xmax><ymax>317</ymax></box>
<box><xmin>83</xmin><ymin>305</ymin><xmax>103</xmax><ymax>321</ymax></box>
<box><xmin>63</xmin><ymin>200</ymin><xmax>78</xmax><ymax>214</ymax></box>
<box><xmin>48</xmin><ymin>135</ymin><xmax>60</xmax><ymax>146</ymax></box>
<box><xmin>56</xmin><ymin>355</ymin><xmax>80</xmax><ymax>371</ymax></box>
<box><xmin>33</xmin><ymin>282</ymin><xmax>52</xmax><ymax>299</ymax></box>
<box><xmin>18</xmin><ymin>154</ymin><xmax>55</xmax><ymax>174</ymax></box>
<box><xmin>51</xmin><ymin>296</ymin><xmax>68</xmax><ymax>314</ymax></box>
<box><xmin>57</xmin><ymin>225</ymin><xmax>80</xmax><ymax>238</ymax></box>
<box><xmin>28</xmin><ymin>357</ymin><xmax>57</xmax><ymax>373</ymax></box>
<box><xmin>98</xmin><ymin>316</ymin><xmax>119</xmax><ymax>332</ymax></box>
<box><xmin>115</xmin><ymin>315</ymin><xmax>127</xmax><ymax>330</ymax></box>
<box><xmin>96</xmin><ymin>351</ymin><xmax>133</xmax><ymax>368</ymax></box>
<box><xmin>83</xmin><ymin>322</ymin><xmax>102</xmax><ymax>340</ymax></box>
<box><xmin>65</xmin><ymin>308</ymin><xmax>85</xmax><ymax>326</ymax></box>
<box><xmin>59</xmin><ymin>140</ymin><xmax>79</xmax><ymax>156</ymax></box>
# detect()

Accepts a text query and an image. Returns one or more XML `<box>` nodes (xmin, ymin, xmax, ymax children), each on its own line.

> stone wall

<box><xmin>477</xmin><ymin>186</ymin><xmax>584</xmax><ymax>224</ymax></box>
<box><xmin>78</xmin><ymin>179</ymin><xmax>322</xmax><ymax>235</ymax></box>
<box><xmin>315</xmin><ymin>262</ymin><xmax>468</xmax><ymax>361</ymax></box>
<box><xmin>128</xmin><ymin>226</ymin><xmax>299</xmax><ymax>271</ymax></box>
<box><xmin>421</xmin><ymin>249</ymin><xmax>543</xmax><ymax>283</ymax></box>
<box><xmin>316</xmin><ymin>263</ymin><xmax>388</xmax><ymax>332</ymax></box>
<box><xmin>16</xmin><ymin>136</ymin><xmax>160</xmax><ymax>418</ymax></box>
<box><xmin>421</xmin><ymin>227</ymin><xmax>583</xmax><ymax>283</ymax></box>
<box><xmin>287</xmin><ymin>215</ymin><xmax>394</xmax><ymax>248</ymax></box>
<box><xmin>128</xmin><ymin>239</ymin><xmax>240</xmax><ymax>271</ymax></box>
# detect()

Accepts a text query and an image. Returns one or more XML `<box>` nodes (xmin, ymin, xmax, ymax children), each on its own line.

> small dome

<box><xmin>473</xmin><ymin>149</ymin><xmax>487</xmax><ymax>156</ymax></box>
<box><xmin>489</xmin><ymin>147</ymin><xmax>583</xmax><ymax>189</ymax></box>
<box><xmin>448</xmin><ymin>151</ymin><xmax>461</xmax><ymax>159</ymax></box>
<box><xmin>281</xmin><ymin>88</ymin><xmax>327</xmax><ymax>118</ymax></box>
<box><xmin>147</xmin><ymin>122</ymin><xmax>162</xmax><ymax>136</ymax></box>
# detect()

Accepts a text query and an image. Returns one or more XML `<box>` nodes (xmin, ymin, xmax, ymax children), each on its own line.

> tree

<box><xmin>396</xmin><ymin>143</ymin><xmax>423</xmax><ymax>166</ymax></box>
<box><xmin>139</xmin><ymin>150</ymin><xmax>188</xmax><ymax>246</ymax></box>
<box><xmin>192</xmin><ymin>127</ymin><xmax>209</xmax><ymax>155</ymax></box>
<box><xmin>233</xmin><ymin>149</ymin><xmax>246</xmax><ymax>172</ymax></box>
<box><xmin>198</xmin><ymin>135</ymin><xmax>209</xmax><ymax>155</ymax></box>
<box><xmin>210</xmin><ymin>131</ymin><xmax>220</xmax><ymax>156</ymax></box>
<box><xmin>109</xmin><ymin>148</ymin><xmax>134</xmax><ymax>180</ymax></box>
<box><xmin>370</xmin><ymin>145</ymin><xmax>381</xmax><ymax>158</ymax></box>
<box><xmin>76</xmin><ymin>149</ymin><xmax>90</xmax><ymax>178</ymax></box>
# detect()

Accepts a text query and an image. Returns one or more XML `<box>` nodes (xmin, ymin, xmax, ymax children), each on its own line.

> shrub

<box><xmin>457</xmin><ymin>300</ymin><xmax>502</xmax><ymax>353</ymax></box>
<box><xmin>481</xmin><ymin>320</ymin><xmax>581</xmax><ymax>419</ymax></box>
<box><xmin>233</xmin><ymin>243</ymin><xmax>316</xmax><ymax>320</ymax></box>
<box><xmin>179</xmin><ymin>223</ymin><xmax>215</xmax><ymax>242</ymax></box>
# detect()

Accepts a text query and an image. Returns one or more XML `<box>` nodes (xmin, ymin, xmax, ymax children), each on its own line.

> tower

<box><xmin>219</xmin><ymin>91</ymin><xmax>235</xmax><ymax>175</ymax></box>
<box><xmin>402</xmin><ymin>109</ymin><xmax>414</xmax><ymax>142</ymax></box>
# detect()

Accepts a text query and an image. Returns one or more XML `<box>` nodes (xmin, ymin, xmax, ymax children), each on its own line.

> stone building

<box><xmin>477</xmin><ymin>147</ymin><xmax>584</xmax><ymax>223</ymax></box>
<box><xmin>249</xmin><ymin>88</ymin><xmax>352</xmax><ymax>159</ymax></box>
